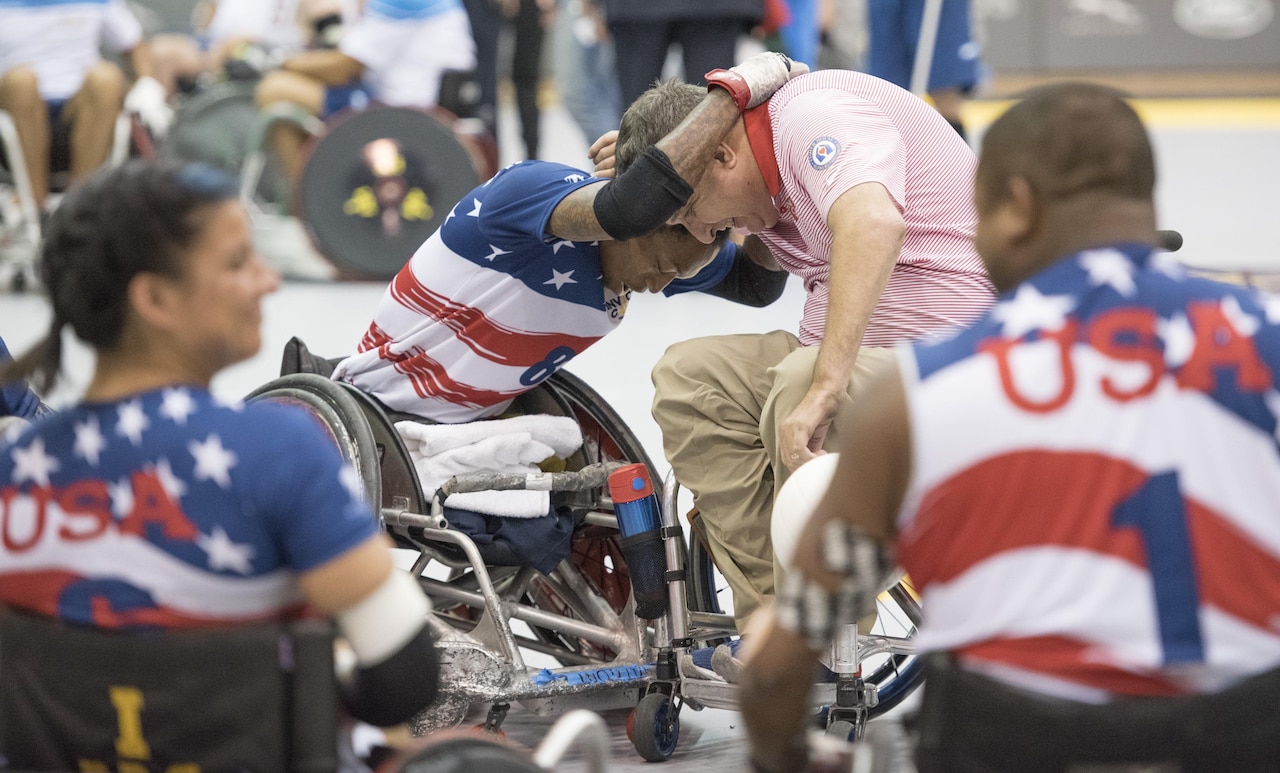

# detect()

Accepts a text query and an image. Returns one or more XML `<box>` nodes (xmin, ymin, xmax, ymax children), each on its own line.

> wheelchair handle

<box><xmin>439</xmin><ymin>462</ymin><xmax>626</xmax><ymax>496</ymax></box>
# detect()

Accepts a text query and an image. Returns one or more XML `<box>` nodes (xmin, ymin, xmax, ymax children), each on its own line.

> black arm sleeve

<box><xmin>592</xmin><ymin>146</ymin><xmax>694</xmax><ymax>241</ymax></box>
<box><xmin>702</xmin><ymin>250</ymin><xmax>788</xmax><ymax>307</ymax></box>
<box><xmin>341</xmin><ymin>625</ymin><xmax>440</xmax><ymax>727</ymax></box>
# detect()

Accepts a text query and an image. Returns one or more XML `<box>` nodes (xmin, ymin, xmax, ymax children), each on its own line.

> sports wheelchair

<box><xmin>0</xmin><ymin>610</ymin><xmax>612</xmax><ymax>772</ymax></box>
<box><xmin>248</xmin><ymin>339</ymin><xmax>923</xmax><ymax>762</ymax></box>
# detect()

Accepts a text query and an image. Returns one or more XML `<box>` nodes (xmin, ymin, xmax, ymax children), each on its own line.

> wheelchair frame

<box><xmin>246</xmin><ymin>368</ymin><xmax>924</xmax><ymax>761</ymax></box>
<box><xmin>0</xmin><ymin>109</ymin><xmax>134</xmax><ymax>292</ymax></box>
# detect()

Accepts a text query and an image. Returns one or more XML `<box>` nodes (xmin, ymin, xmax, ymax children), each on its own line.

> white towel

<box><xmin>396</xmin><ymin>414</ymin><xmax>582</xmax><ymax>458</ymax></box>
<box><xmin>396</xmin><ymin>415</ymin><xmax>583</xmax><ymax>518</ymax></box>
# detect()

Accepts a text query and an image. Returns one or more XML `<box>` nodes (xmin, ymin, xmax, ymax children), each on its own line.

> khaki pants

<box><xmin>651</xmin><ymin>330</ymin><xmax>894</xmax><ymax>629</ymax></box>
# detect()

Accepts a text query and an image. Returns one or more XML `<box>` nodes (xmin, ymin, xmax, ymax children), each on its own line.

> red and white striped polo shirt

<box><xmin>747</xmin><ymin>70</ymin><xmax>995</xmax><ymax>346</ymax></box>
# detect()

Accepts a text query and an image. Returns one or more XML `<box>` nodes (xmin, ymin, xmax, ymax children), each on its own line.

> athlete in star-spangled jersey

<box><xmin>334</xmin><ymin>160</ymin><xmax>784</xmax><ymax>423</ymax></box>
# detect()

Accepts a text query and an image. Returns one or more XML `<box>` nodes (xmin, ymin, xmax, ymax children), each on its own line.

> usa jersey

<box><xmin>897</xmin><ymin>244</ymin><xmax>1280</xmax><ymax>700</ymax></box>
<box><xmin>0</xmin><ymin>387</ymin><xmax>378</xmax><ymax>630</ymax></box>
<box><xmin>334</xmin><ymin>160</ymin><xmax>732</xmax><ymax>423</ymax></box>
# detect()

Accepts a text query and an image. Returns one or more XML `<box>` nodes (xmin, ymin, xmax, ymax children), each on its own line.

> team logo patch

<box><xmin>808</xmin><ymin>137</ymin><xmax>840</xmax><ymax>170</ymax></box>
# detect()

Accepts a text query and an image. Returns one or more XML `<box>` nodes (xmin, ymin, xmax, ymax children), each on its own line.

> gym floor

<box><xmin>1</xmin><ymin>90</ymin><xmax>1277</xmax><ymax>770</ymax></box>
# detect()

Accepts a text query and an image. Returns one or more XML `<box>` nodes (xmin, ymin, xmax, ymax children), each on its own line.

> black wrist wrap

<box><xmin>593</xmin><ymin>146</ymin><xmax>694</xmax><ymax>241</ymax></box>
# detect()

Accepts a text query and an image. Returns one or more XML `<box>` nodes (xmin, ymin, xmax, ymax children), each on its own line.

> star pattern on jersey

<box><xmin>338</xmin><ymin>463</ymin><xmax>365</xmax><ymax>504</ymax></box>
<box><xmin>196</xmin><ymin>526</ymin><xmax>255</xmax><ymax>575</ymax></box>
<box><xmin>108</xmin><ymin>477</ymin><xmax>133</xmax><ymax>520</ymax></box>
<box><xmin>1150</xmin><ymin>252</ymin><xmax>1185</xmax><ymax>279</ymax></box>
<box><xmin>1263</xmin><ymin>293</ymin><xmax>1280</xmax><ymax>325</ymax></box>
<box><xmin>151</xmin><ymin>456</ymin><xmax>188</xmax><ymax>502</ymax></box>
<box><xmin>73</xmin><ymin>416</ymin><xmax>106</xmax><ymax>467</ymax></box>
<box><xmin>213</xmin><ymin>394</ymin><xmax>245</xmax><ymax>412</ymax></box>
<box><xmin>159</xmin><ymin>388</ymin><xmax>197</xmax><ymax>425</ymax></box>
<box><xmin>116</xmin><ymin>399</ymin><xmax>150</xmax><ymax>446</ymax></box>
<box><xmin>467</xmin><ymin>198</ymin><xmax>482</xmax><ymax>218</ymax></box>
<box><xmin>992</xmin><ymin>285</ymin><xmax>1076</xmax><ymax>339</ymax></box>
<box><xmin>1221</xmin><ymin>295</ymin><xmax>1260</xmax><ymax>338</ymax></box>
<box><xmin>1265</xmin><ymin>390</ymin><xmax>1280</xmax><ymax>444</ymax></box>
<box><xmin>11</xmin><ymin>437</ymin><xmax>59</xmax><ymax>487</ymax></box>
<box><xmin>1079</xmin><ymin>249</ymin><xmax>1136</xmax><ymax>297</ymax></box>
<box><xmin>188</xmin><ymin>434</ymin><xmax>238</xmax><ymax>489</ymax></box>
<box><xmin>545</xmin><ymin>269</ymin><xmax>578</xmax><ymax>290</ymax></box>
<box><xmin>1156</xmin><ymin>312</ymin><xmax>1195</xmax><ymax>368</ymax></box>
<box><xmin>483</xmin><ymin>244</ymin><xmax>512</xmax><ymax>262</ymax></box>
<box><xmin>550</xmin><ymin>239</ymin><xmax>575</xmax><ymax>254</ymax></box>
<box><xmin>563</xmin><ymin>173</ymin><xmax>587</xmax><ymax>183</ymax></box>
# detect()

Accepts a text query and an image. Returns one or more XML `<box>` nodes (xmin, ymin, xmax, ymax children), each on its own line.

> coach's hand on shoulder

<box><xmin>706</xmin><ymin>52</ymin><xmax>809</xmax><ymax>113</ymax></box>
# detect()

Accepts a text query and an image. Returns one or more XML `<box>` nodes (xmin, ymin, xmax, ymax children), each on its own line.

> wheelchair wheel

<box><xmin>543</xmin><ymin>370</ymin><xmax>725</xmax><ymax>622</ymax></box>
<box><xmin>629</xmin><ymin>692</ymin><xmax>680</xmax><ymax>762</ymax></box>
<box><xmin>158</xmin><ymin>81</ymin><xmax>291</xmax><ymax>205</ymax></box>
<box><xmin>541</xmin><ymin>370</ymin><xmax>657</xmax><ymax>617</ymax></box>
<box><xmin>862</xmin><ymin>581</ymin><xmax>924</xmax><ymax>719</ymax></box>
<box><xmin>244</xmin><ymin>373</ymin><xmax>382</xmax><ymax>506</ymax></box>
<box><xmin>684</xmin><ymin>512</ymin><xmax>724</xmax><ymax>619</ymax></box>
<box><xmin>297</xmin><ymin>106</ymin><xmax>480</xmax><ymax>280</ymax></box>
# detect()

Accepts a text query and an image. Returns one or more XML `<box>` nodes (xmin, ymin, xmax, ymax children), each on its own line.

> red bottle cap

<box><xmin>608</xmin><ymin>463</ymin><xmax>654</xmax><ymax>504</ymax></box>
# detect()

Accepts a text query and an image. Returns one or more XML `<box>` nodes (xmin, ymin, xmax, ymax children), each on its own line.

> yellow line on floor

<box><xmin>963</xmin><ymin>98</ymin><xmax>1280</xmax><ymax>131</ymax></box>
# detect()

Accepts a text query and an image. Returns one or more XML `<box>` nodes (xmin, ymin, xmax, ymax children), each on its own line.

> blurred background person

<box><xmin>601</xmin><ymin>0</ymin><xmax>765</xmax><ymax>106</ymax></box>
<box><xmin>255</xmin><ymin>0</ymin><xmax>476</xmax><ymax>181</ymax></box>
<box><xmin>865</xmin><ymin>0</ymin><xmax>982</xmax><ymax>139</ymax></box>
<box><xmin>0</xmin><ymin>0</ymin><xmax>169</xmax><ymax>213</ymax></box>
<box><xmin>463</xmin><ymin>0</ymin><xmax>552</xmax><ymax>160</ymax></box>
<box><xmin>149</xmin><ymin>0</ymin><xmax>354</xmax><ymax>97</ymax></box>
<box><xmin>551</xmin><ymin>0</ymin><xmax>620</xmax><ymax>150</ymax></box>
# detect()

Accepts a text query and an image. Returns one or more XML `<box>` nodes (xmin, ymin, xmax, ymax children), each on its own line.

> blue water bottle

<box><xmin>608</xmin><ymin>464</ymin><xmax>669</xmax><ymax>619</ymax></box>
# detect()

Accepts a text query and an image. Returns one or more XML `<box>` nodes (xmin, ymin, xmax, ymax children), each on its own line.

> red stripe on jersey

<box><xmin>88</xmin><ymin>594</ymin><xmax>295</xmax><ymax>630</ymax></box>
<box><xmin>959</xmin><ymin>635</ymin><xmax>1185</xmax><ymax>697</ymax></box>
<box><xmin>0</xmin><ymin>569</ymin><xmax>79</xmax><ymax>618</ymax></box>
<box><xmin>900</xmin><ymin>451</ymin><xmax>1148</xmax><ymax>588</ymax></box>
<box><xmin>358</xmin><ymin>321</ymin><xmax>394</xmax><ymax>354</ymax></box>
<box><xmin>0</xmin><ymin>571</ymin><xmax>305</xmax><ymax>630</ymax></box>
<box><xmin>388</xmin><ymin>346</ymin><xmax>523</xmax><ymax>408</ymax></box>
<box><xmin>390</xmin><ymin>269</ymin><xmax>598</xmax><ymax>367</ymax></box>
<box><xmin>1188</xmin><ymin>499</ymin><xmax>1280</xmax><ymax>632</ymax></box>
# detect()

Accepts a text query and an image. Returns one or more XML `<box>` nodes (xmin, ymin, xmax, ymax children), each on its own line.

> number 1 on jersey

<box><xmin>1111</xmin><ymin>471</ymin><xmax>1204</xmax><ymax>664</ymax></box>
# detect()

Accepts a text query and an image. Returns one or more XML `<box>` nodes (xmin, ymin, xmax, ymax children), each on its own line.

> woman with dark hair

<box><xmin>0</xmin><ymin>160</ymin><xmax>439</xmax><ymax>767</ymax></box>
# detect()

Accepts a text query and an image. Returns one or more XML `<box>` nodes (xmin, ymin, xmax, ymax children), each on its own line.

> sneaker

<box><xmin>678</xmin><ymin>652</ymin><xmax>724</xmax><ymax>682</ymax></box>
<box><xmin>710</xmin><ymin>643</ymin><xmax>745</xmax><ymax>684</ymax></box>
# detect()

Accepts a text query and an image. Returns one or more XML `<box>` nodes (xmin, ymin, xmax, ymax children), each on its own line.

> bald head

<box><xmin>977</xmin><ymin>82</ymin><xmax>1155</xmax><ymax>208</ymax></box>
<box><xmin>974</xmin><ymin>82</ymin><xmax>1160</xmax><ymax>291</ymax></box>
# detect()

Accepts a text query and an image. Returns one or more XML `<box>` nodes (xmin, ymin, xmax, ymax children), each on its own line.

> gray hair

<box><xmin>615</xmin><ymin>79</ymin><xmax>706</xmax><ymax>173</ymax></box>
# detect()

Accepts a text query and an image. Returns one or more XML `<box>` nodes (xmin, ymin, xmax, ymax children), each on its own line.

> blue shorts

<box><xmin>866</xmin><ymin>0</ymin><xmax>980</xmax><ymax>94</ymax></box>
<box><xmin>322</xmin><ymin>83</ymin><xmax>372</xmax><ymax>119</ymax></box>
<box><xmin>47</xmin><ymin>99</ymin><xmax>73</xmax><ymax>172</ymax></box>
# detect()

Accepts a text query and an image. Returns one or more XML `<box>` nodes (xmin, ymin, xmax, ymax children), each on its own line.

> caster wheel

<box><xmin>814</xmin><ymin>705</ymin><xmax>830</xmax><ymax>729</ymax></box>
<box><xmin>826</xmin><ymin>719</ymin><xmax>856</xmax><ymax>742</ymax></box>
<box><xmin>630</xmin><ymin>693</ymin><xmax>679</xmax><ymax>762</ymax></box>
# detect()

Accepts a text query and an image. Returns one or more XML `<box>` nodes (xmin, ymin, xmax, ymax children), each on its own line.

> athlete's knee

<box><xmin>254</xmin><ymin>70</ymin><xmax>310</xmax><ymax>110</ymax></box>
<box><xmin>0</xmin><ymin>67</ymin><xmax>41</xmax><ymax>108</ymax></box>
<box><xmin>80</xmin><ymin>62</ymin><xmax>126</xmax><ymax>109</ymax></box>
